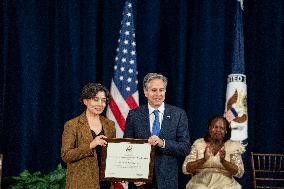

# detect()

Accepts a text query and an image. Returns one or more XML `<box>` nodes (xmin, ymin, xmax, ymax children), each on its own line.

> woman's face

<box><xmin>83</xmin><ymin>91</ymin><xmax>107</xmax><ymax>115</ymax></box>
<box><xmin>209</xmin><ymin>118</ymin><xmax>227</xmax><ymax>141</ymax></box>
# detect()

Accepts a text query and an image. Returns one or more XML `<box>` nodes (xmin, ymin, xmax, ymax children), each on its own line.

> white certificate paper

<box><xmin>104</xmin><ymin>142</ymin><xmax>152</xmax><ymax>179</ymax></box>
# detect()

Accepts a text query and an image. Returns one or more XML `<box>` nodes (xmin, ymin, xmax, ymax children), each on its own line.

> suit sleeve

<box><xmin>159</xmin><ymin>110</ymin><xmax>191</xmax><ymax>156</ymax></box>
<box><xmin>123</xmin><ymin>110</ymin><xmax>134</xmax><ymax>138</ymax></box>
<box><xmin>61</xmin><ymin>122</ymin><xmax>93</xmax><ymax>163</ymax></box>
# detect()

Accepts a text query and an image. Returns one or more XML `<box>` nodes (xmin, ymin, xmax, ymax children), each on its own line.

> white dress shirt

<box><xmin>148</xmin><ymin>102</ymin><xmax>165</xmax><ymax>132</ymax></box>
<box><xmin>148</xmin><ymin>102</ymin><xmax>166</xmax><ymax>148</ymax></box>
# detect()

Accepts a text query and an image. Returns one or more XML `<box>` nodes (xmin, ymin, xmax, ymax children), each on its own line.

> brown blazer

<box><xmin>61</xmin><ymin>112</ymin><xmax>116</xmax><ymax>189</ymax></box>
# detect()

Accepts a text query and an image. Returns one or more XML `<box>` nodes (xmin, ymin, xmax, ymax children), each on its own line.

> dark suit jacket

<box><xmin>124</xmin><ymin>104</ymin><xmax>191</xmax><ymax>189</ymax></box>
<box><xmin>61</xmin><ymin>112</ymin><xmax>116</xmax><ymax>189</ymax></box>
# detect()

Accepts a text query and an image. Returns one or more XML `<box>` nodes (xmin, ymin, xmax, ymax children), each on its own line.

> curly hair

<box><xmin>204</xmin><ymin>115</ymin><xmax>231</xmax><ymax>143</ymax></box>
<box><xmin>79</xmin><ymin>83</ymin><xmax>110</xmax><ymax>105</ymax></box>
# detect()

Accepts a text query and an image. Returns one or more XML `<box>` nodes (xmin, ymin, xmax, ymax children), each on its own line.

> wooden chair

<box><xmin>0</xmin><ymin>154</ymin><xmax>2</xmax><ymax>189</ymax></box>
<box><xmin>251</xmin><ymin>152</ymin><xmax>284</xmax><ymax>189</ymax></box>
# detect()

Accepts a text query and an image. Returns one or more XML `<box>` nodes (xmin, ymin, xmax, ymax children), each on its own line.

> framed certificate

<box><xmin>100</xmin><ymin>138</ymin><xmax>155</xmax><ymax>183</ymax></box>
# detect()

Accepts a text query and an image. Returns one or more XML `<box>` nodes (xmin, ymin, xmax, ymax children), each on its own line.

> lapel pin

<box><xmin>167</xmin><ymin>115</ymin><xmax>171</xmax><ymax>119</ymax></box>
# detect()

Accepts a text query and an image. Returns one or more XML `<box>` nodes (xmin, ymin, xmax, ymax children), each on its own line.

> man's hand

<box><xmin>148</xmin><ymin>135</ymin><xmax>164</xmax><ymax>147</ymax></box>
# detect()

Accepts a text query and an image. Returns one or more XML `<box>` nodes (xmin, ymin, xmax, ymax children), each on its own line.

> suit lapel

<box><xmin>78</xmin><ymin>112</ymin><xmax>93</xmax><ymax>143</ymax></box>
<box><xmin>101</xmin><ymin>116</ymin><xmax>111</xmax><ymax>138</ymax></box>
<box><xmin>160</xmin><ymin>104</ymin><xmax>172</xmax><ymax>136</ymax></box>
<box><xmin>141</xmin><ymin>105</ymin><xmax>151</xmax><ymax>137</ymax></box>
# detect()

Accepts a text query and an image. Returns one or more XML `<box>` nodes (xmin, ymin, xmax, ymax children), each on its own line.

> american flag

<box><xmin>106</xmin><ymin>1</ymin><xmax>139</xmax><ymax>188</ymax></box>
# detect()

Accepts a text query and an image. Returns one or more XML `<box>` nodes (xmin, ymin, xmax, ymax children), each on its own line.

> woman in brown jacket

<box><xmin>61</xmin><ymin>83</ymin><xmax>116</xmax><ymax>189</ymax></box>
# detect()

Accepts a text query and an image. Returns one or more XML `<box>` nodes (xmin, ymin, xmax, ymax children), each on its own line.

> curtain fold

<box><xmin>1</xmin><ymin>1</ymin><xmax>284</xmax><ymax>188</ymax></box>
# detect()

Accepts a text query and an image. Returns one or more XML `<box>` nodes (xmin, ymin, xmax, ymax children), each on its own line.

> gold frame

<box><xmin>100</xmin><ymin>138</ymin><xmax>155</xmax><ymax>183</ymax></box>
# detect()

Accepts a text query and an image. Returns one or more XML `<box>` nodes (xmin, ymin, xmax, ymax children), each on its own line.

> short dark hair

<box><xmin>143</xmin><ymin>73</ymin><xmax>168</xmax><ymax>90</ymax></box>
<box><xmin>79</xmin><ymin>83</ymin><xmax>110</xmax><ymax>105</ymax></box>
<box><xmin>204</xmin><ymin>115</ymin><xmax>231</xmax><ymax>143</ymax></box>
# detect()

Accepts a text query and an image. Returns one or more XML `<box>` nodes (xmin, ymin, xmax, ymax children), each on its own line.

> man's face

<box><xmin>144</xmin><ymin>79</ymin><xmax>166</xmax><ymax>109</ymax></box>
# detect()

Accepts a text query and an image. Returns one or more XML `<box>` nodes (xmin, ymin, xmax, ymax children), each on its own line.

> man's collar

<box><xmin>148</xmin><ymin>102</ymin><xmax>165</xmax><ymax>114</ymax></box>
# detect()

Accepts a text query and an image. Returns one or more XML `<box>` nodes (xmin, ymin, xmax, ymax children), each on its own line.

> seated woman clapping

<box><xmin>182</xmin><ymin>115</ymin><xmax>245</xmax><ymax>189</ymax></box>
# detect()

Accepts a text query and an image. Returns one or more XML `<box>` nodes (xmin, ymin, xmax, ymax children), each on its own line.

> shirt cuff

<box><xmin>161</xmin><ymin>139</ymin><xmax>165</xmax><ymax>148</ymax></box>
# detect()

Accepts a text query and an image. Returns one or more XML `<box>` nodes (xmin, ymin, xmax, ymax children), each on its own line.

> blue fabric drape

<box><xmin>1</xmin><ymin>0</ymin><xmax>284</xmax><ymax>188</ymax></box>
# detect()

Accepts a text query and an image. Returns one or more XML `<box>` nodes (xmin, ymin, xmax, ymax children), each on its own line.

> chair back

<box><xmin>251</xmin><ymin>152</ymin><xmax>284</xmax><ymax>189</ymax></box>
<box><xmin>0</xmin><ymin>154</ymin><xmax>2</xmax><ymax>189</ymax></box>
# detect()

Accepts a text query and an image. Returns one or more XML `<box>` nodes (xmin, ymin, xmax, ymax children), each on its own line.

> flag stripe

<box><xmin>125</xmin><ymin>95</ymin><xmax>138</xmax><ymax>109</ymax></box>
<box><xmin>109</xmin><ymin>80</ymin><xmax>130</xmax><ymax>118</ymax></box>
<box><xmin>109</xmin><ymin>97</ymin><xmax>126</xmax><ymax>131</ymax></box>
<box><xmin>114</xmin><ymin>183</ymin><xmax>125</xmax><ymax>189</ymax></box>
<box><xmin>106</xmin><ymin>109</ymin><xmax>124</xmax><ymax>137</ymax></box>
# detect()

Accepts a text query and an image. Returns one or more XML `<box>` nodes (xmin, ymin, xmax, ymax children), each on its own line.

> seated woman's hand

<box><xmin>90</xmin><ymin>135</ymin><xmax>107</xmax><ymax>149</ymax></box>
<box><xmin>204</xmin><ymin>145</ymin><xmax>212</xmax><ymax>161</ymax></box>
<box><xmin>219</xmin><ymin>147</ymin><xmax>225</xmax><ymax>161</ymax></box>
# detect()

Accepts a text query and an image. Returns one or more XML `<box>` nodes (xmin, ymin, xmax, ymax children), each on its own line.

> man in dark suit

<box><xmin>124</xmin><ymin>73</ymin><xmax>191</xmax><ymax>189</ymax></box>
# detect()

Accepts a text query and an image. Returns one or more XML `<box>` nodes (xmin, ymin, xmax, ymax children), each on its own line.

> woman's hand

<box><xmin>219</xmin><ymin>148</ymin><xmax>238</xmax><ymax>176</ymax></box>
<box><xmin>134</xmin><ymin>181</ymin><xmax>146</xmax><ymax>186</ymax></box>
<box><xmin>90</xmin><ymin>135</ymin><xmax>107</xmax><ymax>149</ymax></box>
<box><xmin>204</xmin><ymin>145</ymin><xmax>212</xmax><ymax>161</ymax></box>
<box><xmin>219</xmin><ymin>146</ymin><xmax>225</xmax><ymax>161</ymax></box>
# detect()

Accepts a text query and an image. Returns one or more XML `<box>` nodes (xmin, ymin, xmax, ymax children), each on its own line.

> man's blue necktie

<box><xmin>152</xmin><ymin>110</ymin><xmax>160</xmax><ymax>136</ymax></box>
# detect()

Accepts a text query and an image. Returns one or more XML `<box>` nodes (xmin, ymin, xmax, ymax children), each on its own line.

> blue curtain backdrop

<box><xmin>1</xmin><ymin>0</ymin><xmax>284</xmax><ymax>188</ymax></box>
